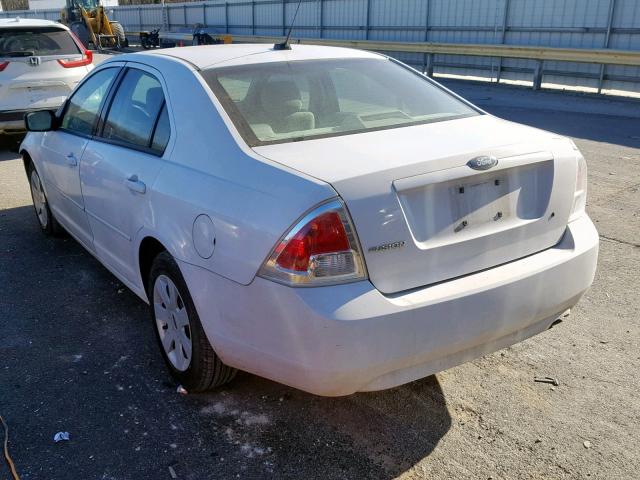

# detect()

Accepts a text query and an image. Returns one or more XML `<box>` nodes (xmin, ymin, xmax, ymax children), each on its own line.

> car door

<box><xmin>80</xmin><ymin>64</ymin><xmax>172</xmax><ymax>284</ymax></box>
<box><xmin>39</xmin><ymin>66</ymin><xmax>121</xmax><ymax>249</ymax></box>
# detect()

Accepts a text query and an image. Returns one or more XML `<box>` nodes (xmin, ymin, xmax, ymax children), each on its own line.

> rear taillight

<box><xmin>0</xmin><ymin>61</ymin><xmax>9</xmax><ymax>72</ymax></box>
<box><xmin>58</xmin><ymin>31</ymin><xmax>93</xmax><ymax>68</ymax></box>
<box><xmin>258</xmin><ymin>199</ymin><xmax>367</xmax><ymax>286</ymax></box>
<box><xmin>569</xmin><ymin>155</ymin><xmax>588</xmax><ymax>222</ymax></box>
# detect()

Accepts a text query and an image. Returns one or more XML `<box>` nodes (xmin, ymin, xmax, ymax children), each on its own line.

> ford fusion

<box><xmin>20</xmin><ymin>44</ymin><xmax>598</xmax><ymax>396</ymax></box>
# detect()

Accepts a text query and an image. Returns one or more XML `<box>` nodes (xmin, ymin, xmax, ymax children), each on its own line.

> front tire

<box><xmin>148</xmin><ymin>252</ymin><xmax>237</xmax><ymax>392</ymax></box>
<box><xmin>27</xmin><ymin>162</ymin><xmax>63</xmax><ymax>236</ymax></box>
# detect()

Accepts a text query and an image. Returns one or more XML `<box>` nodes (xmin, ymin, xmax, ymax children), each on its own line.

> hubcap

<box><xmin>153</xmin><ymin>275</ymin><xmax>192</xmax><ymax>371</ymax></box>
<box><xmin>30</xmin><ymin>170</ymin><xmax>48</xmax><ymax>228</ymax></box>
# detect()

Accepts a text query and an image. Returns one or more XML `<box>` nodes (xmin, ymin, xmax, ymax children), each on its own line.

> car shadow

<box><xmin>192</xmin><ymin>372</ymin><xmax>452</xmax><ymax>479</ymax></box>
<box><xmin>0</xmin><ymin>203</ymin><xmax>452</xmax><ymax>480</ymax></box>
<box><xmin>0</xmin><ymin>135</ymin><xmax>24</xmax><ymax>156</ymax></box>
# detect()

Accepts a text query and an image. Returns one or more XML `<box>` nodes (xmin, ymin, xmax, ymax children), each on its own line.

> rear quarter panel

<box><xmin>132</xmin><ymin>56</ymin><xmax>335</xmax><ymax>290</ymax></box>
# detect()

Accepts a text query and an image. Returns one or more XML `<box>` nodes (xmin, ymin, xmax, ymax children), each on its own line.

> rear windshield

<box><xmin>202</xmin><ymin>58</ymin><xmax>479</xmax><ymax>147</ymax></box>
<box><xmin>0</xmin><ymin>27</ymin><xmax>80</xmax><ymax>57</ymax></box>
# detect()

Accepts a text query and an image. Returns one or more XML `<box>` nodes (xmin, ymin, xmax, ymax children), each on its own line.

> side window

<box><xmin>102</xmin><ymin>69</ymin><xmax>166</xmax><ymax>150</ymax></box>
<box><xmin>61</xmin><ymin>67</ymin><xmax>119</xmax><ymax>136</ymax></box>
<box><xmin>151</xmin><ymin>104</ymin><xmax>170</xmax><ymax>154</ymax></box>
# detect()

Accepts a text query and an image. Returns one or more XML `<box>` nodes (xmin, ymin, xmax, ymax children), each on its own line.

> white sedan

<box><xmin>0</xmin><ymin>18</ymin><xmax>93</xmax><ymax>136</ymax></box>
<box><xmin>20</xmin><ymin>44</ymin><xmax>598</xmax><ymax>396</ymax></box>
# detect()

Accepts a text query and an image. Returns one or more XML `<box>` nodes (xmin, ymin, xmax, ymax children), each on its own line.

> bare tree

<box><xmin>1</xmin><ymin>0</ymin><xmax>29</xmax><ymax>11</ymax></box>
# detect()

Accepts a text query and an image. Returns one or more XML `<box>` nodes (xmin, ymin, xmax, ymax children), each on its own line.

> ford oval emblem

<box><xmin>467</xmin><ymin>155</ymin><xmax>498</xmax><ymax>171</ymax></box>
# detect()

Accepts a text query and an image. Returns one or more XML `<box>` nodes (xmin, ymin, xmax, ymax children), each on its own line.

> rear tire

<box><xmin>27</xmin><ymin>161</ymin><xmax>64</xmax><ymax>236</ymax></box>
<box><xmin>148</xmin><ymin>251</ymin><xmax>237</xmax><ymax>392</ymax></box>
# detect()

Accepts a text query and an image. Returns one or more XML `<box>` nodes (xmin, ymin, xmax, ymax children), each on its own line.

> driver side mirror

<box><xmin>25</xmin><ymin>110</ymin><xmax>57</xmax><ymax>132</ymax></box>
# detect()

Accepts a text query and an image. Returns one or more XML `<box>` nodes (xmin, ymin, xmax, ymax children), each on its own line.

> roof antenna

<box><xmin>274</xmin><ymin>0</ymin><xmax>303</xmax><ymax>51</ymax></box>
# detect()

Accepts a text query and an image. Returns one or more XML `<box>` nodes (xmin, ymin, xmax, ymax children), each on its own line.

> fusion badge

<box><xmin>368</xmin><ymin>241</ymin><xmax>405</xmax><ymax>253</ymax></box>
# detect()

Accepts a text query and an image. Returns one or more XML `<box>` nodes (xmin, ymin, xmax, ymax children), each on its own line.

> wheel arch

<box><xmin>138</xmin><ymin>236</ymin><xmax>169</xmax><ymax>297</ymax></box>
<box><xmin>20</xmin><ymin>148</ymin><xmax>54</xmax><ymax>200</ymax></box>
<box><xmin>20</xmin><ymin>149</ymin><xmax>32</xmax><ymax>174</ymax></box>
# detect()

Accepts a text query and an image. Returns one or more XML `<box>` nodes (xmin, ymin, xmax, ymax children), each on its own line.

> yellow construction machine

<box><xmin>60</xmin><ymin>0</ymin><xmax>127</xmax><ymax>51</ymax></box>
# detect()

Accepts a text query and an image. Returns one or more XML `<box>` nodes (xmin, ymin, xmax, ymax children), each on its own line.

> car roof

<box><xmin>137</xmin><ymin>43</ymin><xmax>383</xmax><ymax>70</ymax></box>
<box><xmin>0</xmin><ymin>18</ymin><xmax>69</xmax><ymax>30</ymax></box>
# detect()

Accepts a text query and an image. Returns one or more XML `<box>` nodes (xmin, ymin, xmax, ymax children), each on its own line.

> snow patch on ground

<box><xmin>201</xmin><ymin>401</ymin><xmax>270</xmax><ymax>426</ymax></box>
<box><xmin>201</xmin><ymin>400</ymin><xmax>272</xmax><ymax>458</ymax></box>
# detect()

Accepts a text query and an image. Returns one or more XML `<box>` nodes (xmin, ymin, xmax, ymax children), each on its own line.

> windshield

<box><xmin>0</xmin><ymin>27</ymin><xmax>80</xmax><ymax>57</ymax></box>
<box><xmin>73</xmin><ymin>0</ymin><xmax>100</xmax><ymax>9</ymax></box>
<box><xmin>202</xmin><ymin>58</ymin><xmax>480</xmax><ymax>147</ymax></box>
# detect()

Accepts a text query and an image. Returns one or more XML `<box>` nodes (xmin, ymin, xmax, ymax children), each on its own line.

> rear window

<box><xmin>201</xmin><ymin>58</ymin><xmax>479</xmax><ymax>147</ymax></box>
<box><xmin>0</xmin><ymin>27</ymin><xmax>80</xmax><ymax>57</ymax></box>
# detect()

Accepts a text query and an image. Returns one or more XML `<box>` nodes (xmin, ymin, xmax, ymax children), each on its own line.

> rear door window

<box><xmin>0</xmin><ymin>27</ymin><xmax>80</xmax><ymax>57</ymax></box>
<box><xmin>150</xmin><ymin>104</ymin><xmax>170</xmax><ymax>154</ymax></box>
<box><xmin>101</xmin><ymin>68</ymin><xmax>167</xmax><ymax>151</ymax></box>
<box><xmin>61</xmin><ymin>67</ymin><xmax>119</xmax><ymax>137</ymax></box>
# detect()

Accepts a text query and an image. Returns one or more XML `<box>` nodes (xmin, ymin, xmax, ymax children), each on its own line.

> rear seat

<box><xmin>248</xmin><ymin>80</ymin><xmax>315</xmax><ymax>134</ymax></box>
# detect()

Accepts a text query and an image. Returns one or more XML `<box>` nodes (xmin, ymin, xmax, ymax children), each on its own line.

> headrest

<box><xmin>259</xmin><ymin>80</ymin><xmax>303</xmax><ymax>116</ymax></box>
<box><xmin>146</xmin><ymin>87</ymin><xmax>164</xmax><ymax>113</ymax></box>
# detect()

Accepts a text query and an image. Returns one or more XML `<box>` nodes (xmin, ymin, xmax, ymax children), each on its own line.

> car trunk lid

<box><xmin>254</xmin><ymin>115</ymin><xmax>576</xmax><ymax>294</ymax></box>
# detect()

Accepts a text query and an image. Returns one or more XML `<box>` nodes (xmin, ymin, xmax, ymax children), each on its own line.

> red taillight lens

<box><xmin>0</xmin><ymin>61</ymin><xmax>9</xmax><ymax>72</ymax></box>
<box><xmin>259</xmin><ymin>200</ymin><xmax>366</xmax><ymax>286</ymax></box>
<box><xmin>58</xmin><ymin>49</ymin><xmax>92</xmax><ymax>68</ymax></box>
<box><xmin>276</xmin><ymin>211</ymin><xmax>350</xmax><ymax>272</ymax></box>
<box><xmin>58</xmin><ymin>31</ymin><xmax>93</xmax><ymax>68</ymax></box>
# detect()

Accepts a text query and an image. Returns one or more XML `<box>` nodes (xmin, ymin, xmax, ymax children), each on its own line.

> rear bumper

<box><xmin>180</xmin><ymin>214</ymin><xmax>599</xmax><ymax>396</ymax></box>
<box><xmin>0</xmin><ymin>110</ymin><xmax>27</xmax><ymax>133</ymax></box>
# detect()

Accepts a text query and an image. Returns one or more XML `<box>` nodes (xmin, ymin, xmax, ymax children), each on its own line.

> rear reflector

<box><xmin>0</xmin><ymin>61</ymin><xmax>9</xmax><ymax>72</ymax></box>
<box><xmin>569</xmin><ymin>154</ymin><xmax>588</xmax><ymax>222</ymax></box>
<box><xmin>259</xmin><ymin>199</ymin><xmax>367</xmax><ymax>286</ymax></box>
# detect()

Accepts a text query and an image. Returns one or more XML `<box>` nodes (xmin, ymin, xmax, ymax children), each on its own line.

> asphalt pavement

<box><xmin>1</xmin><ymin>81</ymin><xmax>639</xmax><ymax>480</ymax></box>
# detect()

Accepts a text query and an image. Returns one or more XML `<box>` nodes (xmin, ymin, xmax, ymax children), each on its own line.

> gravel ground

<box><xmin>0</xmin><ymin>82</ymin><xmax>639</xmax><ymax>480</ymax></box>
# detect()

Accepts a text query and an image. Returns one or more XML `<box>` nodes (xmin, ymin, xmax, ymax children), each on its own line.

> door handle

<box><xmin>65</xmin><ymin>152</ymin><xmax>77</xmax><ymax>167</ymax></box>
<box><xmin>125</xmin><ymin>175</ymin><xmax>146</xmax><ymax>194</ymax></box>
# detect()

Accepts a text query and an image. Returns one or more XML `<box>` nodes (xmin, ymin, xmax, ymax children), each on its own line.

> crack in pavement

<box><xmin>599</xmin><ymin>234</ymin><xmax>640</xmax><ymax>248</ymax></box>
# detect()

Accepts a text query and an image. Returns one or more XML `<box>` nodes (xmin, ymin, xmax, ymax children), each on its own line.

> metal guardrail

<box><xmin>232</xmin><ymin>35</ymin><xmax>640</xmax><ymax>90</ymax></box>
<box><xmin>3</xmin><ymin>0</ymin><xmax>640</xmax><ymax>94</ymax></box>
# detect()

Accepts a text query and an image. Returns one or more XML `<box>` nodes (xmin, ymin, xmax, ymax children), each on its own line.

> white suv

<box><xmin>0</xmin><ymin>18</ymin><xmax>93</xmax><ymax>135</ymax></box>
